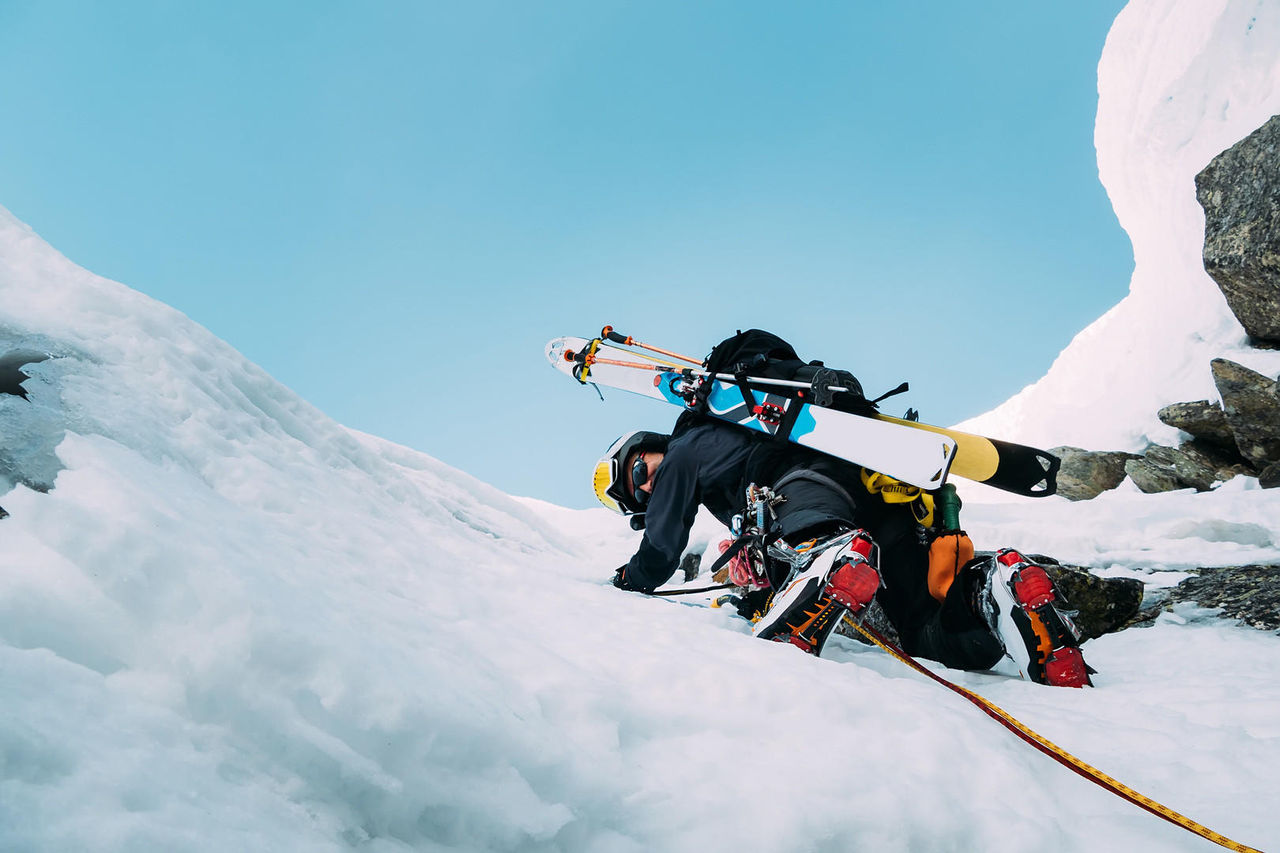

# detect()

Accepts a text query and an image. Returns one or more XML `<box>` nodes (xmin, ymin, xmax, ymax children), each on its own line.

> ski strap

<box><xmin>868</xmin><ymin>381</ymin><xmax>909</xmax><ymax>407</ymax></box>
<box><xmin>840</xmin><ymin>615</ymin><xmax>1264</xmax><ymax>853</ymax></box>
<box><xmin>567</xmin><ymin>337</ymin><xmax>602</xmax><ymax>384</ymax></box>
<box><xmin>702</xmin><ymin>533</ymin><xmax>754</xmax><ymax>578</ymax></box>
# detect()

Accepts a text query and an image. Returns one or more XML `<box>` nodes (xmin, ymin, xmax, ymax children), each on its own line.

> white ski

<box><xmin>547</xmin><ymin>335</ymin><xmax>956</xmax><ymax>490</ymax></box>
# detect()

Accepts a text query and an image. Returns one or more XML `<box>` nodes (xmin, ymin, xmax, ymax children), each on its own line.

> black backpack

<box><xmin>672</xmin><ymin>329</ymin><xmax>907</xmax><ymax>438</ymax></box>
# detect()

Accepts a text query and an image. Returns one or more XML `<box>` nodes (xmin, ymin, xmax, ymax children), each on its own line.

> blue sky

<box><xmin>0</xmin><ymin>1</ymin><xmax>1131</xmax><ymax>508</ymax></box>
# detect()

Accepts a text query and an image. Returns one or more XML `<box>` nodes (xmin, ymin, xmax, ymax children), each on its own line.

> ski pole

<box><xmin>600</xmin><ymin>326</ymin><xmax>703</xmax><ymax>366</ymax></box>
<box><xmin>567</xmin><ymin>349</ymin><xmax>865</xmax><ymax>394</ymax></box>
<box><xmin>565</xmin><ymin>344</ymin><xmax>888</xmax><ymax>406</ymax></box>
<box><xmin>596</xmin><ymin>327</ymin><xmax>902</xmax><ymax>402</ymax></box>
<box><xmin>594</xmin><ymin>338</ymin><xmax>688</xmax><ymax>369</ymax></box>
<box><xmin>564</xmin><ymin>348</ymin><xmax>683</xmax><ymax>374</ymax></box>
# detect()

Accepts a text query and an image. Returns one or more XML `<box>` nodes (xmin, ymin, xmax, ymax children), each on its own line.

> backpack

<box><xmin>672</xmin><ymin>329</ymin><xmax>929</xmax><ymax>532</ymax></box>
<box><xmin>688</xmin><ymin>328</ymin><xmax>903</xmax><ymax>417</ymax></box>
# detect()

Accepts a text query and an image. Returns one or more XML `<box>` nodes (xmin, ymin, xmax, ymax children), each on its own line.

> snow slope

<box><xmin>960</xmin><ymin>0</ymin><xmax>1280</xmax><ymax>452</ymax></box>
<box><xmin>5</xmin><ymin>205</ymin><xmax>1280</xmax><ymax>852</ymax></box>
<box><xmin>4</xmin><ymin>2</ymin><xmax>1280</xmax><ymax>851</ymax></box>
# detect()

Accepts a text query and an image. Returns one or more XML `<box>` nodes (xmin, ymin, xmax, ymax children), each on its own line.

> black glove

<box><xmin>611</xmin><ymin>564</ymin><xmax>652</xmax><ymax>593</ymax></box>
<box><xmin>738</xmin><ymin>587</ymin><xmax>772</xmax><ymax>620</ymax></box>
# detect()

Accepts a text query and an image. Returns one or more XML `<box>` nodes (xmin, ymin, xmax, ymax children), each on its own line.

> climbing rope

<box><xmin>841</xmin><ymin>615</ymin><xmax>1264</xmax><ymax>853</ymax></box>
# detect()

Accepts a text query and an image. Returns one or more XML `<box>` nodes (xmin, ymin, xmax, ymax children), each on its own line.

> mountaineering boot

<box><xmin>977</xmin><ymin>549</ymin><xmax>1092</xmax><ymax>687</ymax></box>
<box><xmin>753</xmin><ymin>530</ymin><xmax>881</xmax><ymax>656</ymax></box>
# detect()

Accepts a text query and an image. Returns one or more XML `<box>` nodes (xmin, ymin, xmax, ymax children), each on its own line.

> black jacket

<box><xmin>617</xmin><ymin>422</ymin><xmax>756</xmax><ymax>593</ymax></box>
<box><xmin>614</xmin><ymin>421</ymin><xmax>1005</xmax><ymax>671</ymax></box>
<box><xmin>616</xmin><ymin>420</ymin><xmax>881</xmax><ymax>591</ymax></box>
<box><xmin>615</xmin><ymin>421</ymin><xmax>943</xmax><ymax>643</ymax></box>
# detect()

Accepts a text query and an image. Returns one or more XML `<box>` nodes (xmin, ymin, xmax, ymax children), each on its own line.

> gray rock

<box><xmin>1210</xmin><ymin>358</ymin><xmax>1280</xmax><ymax>468</ymax></box>
<box><xmin>1050</xmin><ymin>446</ymin><xmax>1138</xmax><ymax>501</ymax></box>
<box><xmin>1144</xmin><ymin>444</ymin><xmax>1219</xmax><ymax>491</ymax></box>
<box><xmin>679</xmin><ymin>550</ymin><xmax>702</xmax><ymax>582</ymax></box>
<box><xmin>1157</xmin><ymin>400</ymin><xmax>1237</xmax><ymax>447</ymax></box>
<box><xmin>1014</xmin><ymin>554</ymin><xmax>1145</xmax><ymax>641</ymax></box>
<box><xmin>1165</xmin><ymin>565</ymin><xmax>1280</xmax><ymax>632</ymax></box>
<box><xmin>1196</xmin><ymin>115</ymin><xmax>1280</xmax><ymax>345</ymax></box>
<box><xmin>1124</xmin><ymin>457</ymin><xmax>1185</xmax><ymax>493</ymax></box>
<box><xmin>1260</xmin><ymin>462</ymin><xmax>1280</xmax><ymax>489</ymax></box>
<box><xmin>1040</xmin><ymin>562</ymin><xmax>1144</xmax><ymax>642</ymax></box>
<box><xmin>1179</xmin><ymin>438</ymin><xmax>1254</xmax><ymax>482</ymax></box>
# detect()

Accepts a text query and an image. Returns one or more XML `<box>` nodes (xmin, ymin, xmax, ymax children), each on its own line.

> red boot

<box><xmin>753</xmin><ymin>529</ymin><xmax>881</xmax><ymax>656</ymax></box>
<box><xmin>981</xmin><ymin>550</ymin><xmax>1093</xmax><ymax>687</ymax></box>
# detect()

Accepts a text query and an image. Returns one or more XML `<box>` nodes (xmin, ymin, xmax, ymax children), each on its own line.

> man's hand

<box><xmin>611</xmin><ymin>564</ymin><xmax>653</xmax><ymax>593</ymax></box>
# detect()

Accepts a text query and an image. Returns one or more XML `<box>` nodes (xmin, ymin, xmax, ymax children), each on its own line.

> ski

<box><xmin>871</xmin><ymin>414</ymin><xmax>1059</xmax><ymax>497</ymax></box>
<box><xmin>547</xmin><ymin>335</ymin><xmax>957</xmax><ymax>491</ymax></box>
<box><xmin>546</xmin><ymin>334</ymin><xmax>1059</xmax><ymax>497</ymax></box>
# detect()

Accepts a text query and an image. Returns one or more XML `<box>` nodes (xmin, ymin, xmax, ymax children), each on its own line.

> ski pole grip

<box><xmin>600</xmin><ymin>325</ymin><xmax>633</xmax><ymax>345</ymax></box>
<box><xmin>937</xmin><ymin>483</ymin><xmax>962</xmax><ymax>531</ymax></box>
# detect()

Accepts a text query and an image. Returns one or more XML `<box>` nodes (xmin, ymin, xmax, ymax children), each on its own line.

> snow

<box><xmin>3</xmin><ymin>2</ymin><xmax>1280</xmax><ymax>852</ymax></box>
<box><xmin>959</xmin><ymin>0</ymin><xmax>1280</xmax><ymax>453</ymax></box>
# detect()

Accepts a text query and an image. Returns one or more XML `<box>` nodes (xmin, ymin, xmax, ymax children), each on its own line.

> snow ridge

<box><xmin>961</xmin><ymin>0</ymin><xmax>1280</xmax><ymax>453</ymax></box>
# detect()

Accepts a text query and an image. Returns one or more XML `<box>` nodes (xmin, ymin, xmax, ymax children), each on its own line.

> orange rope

<box><xmin>842</xmin><ymin>616</ymin><xmax>1263</xmax><ymax>853</ymax></box>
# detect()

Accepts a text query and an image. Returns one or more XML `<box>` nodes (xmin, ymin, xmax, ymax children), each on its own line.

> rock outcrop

<box><xmin>1161</xmin><ymin>565</ymin><xmax>1280</xmax><ymax>633</ymax></box>
<box><xmin>1211</xmin><ymin>358</ymin><xmax>1280</xmax><ymax>468</ymax></box>
<box><xmin>1050</xmin><ymin>447</ymin><xmax>1137</xmax><ymax>501</ymax></box>
<box><xmin>1261</xmin><ymin>463</ymin><xmax>1280</xmax><ymax>489</ymax></box>
<box><xmin>1124</xmin><ymin>455</ymin><xmax>1187</xmax><ymax>494</ymax></box>
<box><xmin>1054</xmin><ymin>115</ymin><xmax>1280</xmax><ymax>500</ymax></box>
<box><xmin>1196</xmin><ymin>113</ymin><xmax>1280</xmax><ymax>347</ymax></box>
<box><xmin>1038</xmin><ymin>559</ymin><xmax>1144</xmax><ymax>641</ymax></box>
<box><xmin>1055</xmin><ymin>358</ymin><xmax>1279</xmax><ymax>498</ymax></box>
<box><xmin>1157</xmin><ymin>400</ymin><xmax>1236</xmax><ymax>448</ymax></box>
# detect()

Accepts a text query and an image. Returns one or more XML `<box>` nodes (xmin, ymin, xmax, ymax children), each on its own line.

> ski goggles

<box><xmin>593</xmin><ymin>458</ymin><xmax>624</xmax><ymax>514</ymax></box>
<box><xmin>630</xmin><ymin>453</ymin><xmax>651</xmax><ymax>507</ymax></box>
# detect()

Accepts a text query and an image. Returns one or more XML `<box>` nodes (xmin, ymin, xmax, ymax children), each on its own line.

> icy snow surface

<box><xmin>4</xmin><ymin>2</ymin><xmax>1280</xmax><ymax>852</ymax></box>
<box><xmin>960</xmin><ymin>0</ymin><xmax>1280</xmax><ymax>452</ymax></box>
